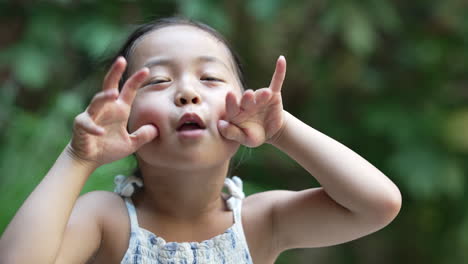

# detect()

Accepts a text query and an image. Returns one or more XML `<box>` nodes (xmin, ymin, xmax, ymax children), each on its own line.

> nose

<box><xmin>175</xmin><ymin>84</ymin><xmax>201</xmax><ymax>106</ymax></box>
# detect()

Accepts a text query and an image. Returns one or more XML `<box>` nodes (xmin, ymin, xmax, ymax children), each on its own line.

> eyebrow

<box><xmin>143</xmin><ymin>56</ymin><xmax>231</xmax><ymax>71</ymax></box>
<box><xmin>196</xmin><ymin>56</ymin><xmax>231</xmax><ymax>71</ymax></box>
<box><xmin>143</xmin><ymin>57</ymin><xmax>174</xmax><ymax>68</ymax></box>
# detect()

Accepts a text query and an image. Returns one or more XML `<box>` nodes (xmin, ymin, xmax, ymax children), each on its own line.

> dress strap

<box><xmin>114</xmin><ymin>175</ymin><xmax>143</xmax><ymax>197</ymax></box>
<box><xmin>224</xmin><ymin>176</ymin><xmax>252</xmax><ymax>258</ymax></box>
<box><xmin>123</xmin><ymin>197</ymin><xmax>140</xmax><ymax>232</ymax></box>
<box><xmin>224</xmin><ymin>176</ymin><xmax>245</xmax><ymax>223</ymax></box>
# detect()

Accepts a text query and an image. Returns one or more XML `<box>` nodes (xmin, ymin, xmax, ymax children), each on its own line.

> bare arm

<box><xmin>0</xmin><ymin>57</ymin><xmax>156</xmax><ymax>264</ymax></box>
<box><xmin>269</xmin><ymin>111</ymin><xmax>401</xmax><ymax>250</ymax></box>
<box><xmin>0</xmin><ymin>148</ymin><xmax>98</xmax><ymax>264</ymax></box>
<box><xmin>218</xmin><ymin>56</ymin><xmax>401</xmax><ymax>255</ymax></box>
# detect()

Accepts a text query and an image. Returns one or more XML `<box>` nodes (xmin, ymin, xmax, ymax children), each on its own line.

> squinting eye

<box><xmin>201</xmin><ymin>77</ymin><xmax>223</xmax><ymax>82</ymax></box>
<box><xmin>147</xmin><ymin>79</ymin><xmax>170</xmax><ymax>85</ymax></box>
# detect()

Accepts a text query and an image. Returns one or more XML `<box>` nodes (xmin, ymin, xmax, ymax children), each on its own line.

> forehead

<box><xmin>128</xmin><ymin>25</ymin><xmax>233</xmax><ymax>73</ymax></box>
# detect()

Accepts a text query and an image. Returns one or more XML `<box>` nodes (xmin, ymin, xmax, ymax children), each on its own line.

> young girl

<box><xmin>0</xmin><ymin>17</ymin><xmax>401</xmax><ymax>264</ymax></box>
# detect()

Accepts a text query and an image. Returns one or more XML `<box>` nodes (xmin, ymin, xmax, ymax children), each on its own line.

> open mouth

<box><xmin>178</xmin><ymin>122</ymin><xmax>203</xmax><ymax>131</ymax></box>
<box><xmin>176</xmin><ymin>113</ymin><xmax>206</xmax><ymax>131</ymax></box>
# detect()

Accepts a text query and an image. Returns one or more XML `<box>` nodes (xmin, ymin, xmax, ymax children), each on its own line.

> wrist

<box><xmin>267</xmin><ymin>110</ymin><xmax>290</xmax><ymax>147</ymax></box>
<box><xmin>64</xmin><ymin>143</ymin><xmax>100</xmax><ymax>172</ymax></box>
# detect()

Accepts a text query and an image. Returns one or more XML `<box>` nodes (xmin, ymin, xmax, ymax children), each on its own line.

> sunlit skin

<box><xmin>0</xmin><ymin>24</ymin><xmax>401</xmax><ymax>264</ymax></box>
<box><xmin>122</xmin><ymin>26</ymin><xmax>287</xmax><ymax>223</ymax></box>
<box><xmin>69</xmin><ymin>25</ymin><xmax>288</xmax><ymax>241</ymax></box>
<box><xmin>126</xmin><ymin>26</ymin><xmax>244</xmax><ymax>170</ymax></box>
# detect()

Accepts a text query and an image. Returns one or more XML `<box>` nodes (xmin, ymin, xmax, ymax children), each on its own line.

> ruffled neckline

<box><xmin>137</xmin><ymin>223</ymin><xmax>237</xmax><ymax>251</ymax></box>
<box><xmin>128</xmin><ymin>193</ymin><xmax>239</xmax><ymax>252</ymax></box>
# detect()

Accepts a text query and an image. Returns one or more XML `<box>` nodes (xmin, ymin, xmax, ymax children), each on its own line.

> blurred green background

<box><xmin>1</xmin><ymin>0</ymin><xmax>468</xmax><ymax>263</ymax></box>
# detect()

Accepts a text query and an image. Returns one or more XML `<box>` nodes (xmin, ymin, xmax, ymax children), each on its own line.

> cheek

<box><xmin>128</xmin><ymin>95</ymin><xmax>168</xmax><ymax>133</ymax></box>
<box><xmin>209</xmin><ymin>88</ymin><xmax>236</xmax><ymax>120</ymax></box>
<box><xmin>214</xmin><ymin>101</ymin><xmax>227</xmax><ymax>120</ymax></box>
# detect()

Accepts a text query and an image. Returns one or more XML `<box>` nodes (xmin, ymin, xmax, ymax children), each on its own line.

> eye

<box><xmin>146</xmin><ymin>78</ymin><xmax>170</xmax><ymax>86</ymax></box>
<box><xmin>201</xmin><ymin>76</ymin><xmax>223</xmax><ymax>82</ymax></box>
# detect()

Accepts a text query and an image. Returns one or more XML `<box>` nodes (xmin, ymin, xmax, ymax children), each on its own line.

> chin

<box><xmin>136</xmin><ymin>140</ymin><xmax>240</xmax><ymax>170</ymax></box>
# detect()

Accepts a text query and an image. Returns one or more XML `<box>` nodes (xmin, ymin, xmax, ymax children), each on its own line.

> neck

<box><xmin>132</xmin><ymin>159</ymin><xmax>230</xmax><ymax>222</ymax></box>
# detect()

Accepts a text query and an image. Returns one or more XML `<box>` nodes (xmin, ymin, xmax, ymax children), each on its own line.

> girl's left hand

<box><xmin>218</xmin><ymin>56</ymin><xmax>287</xmax><ymax>147</ymax></box>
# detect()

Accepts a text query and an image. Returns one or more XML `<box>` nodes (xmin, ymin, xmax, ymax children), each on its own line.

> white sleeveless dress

<box><xmin>116</xmin><ymin>176</ymin><xmax>254</xmax><ymax>264</ymax></box>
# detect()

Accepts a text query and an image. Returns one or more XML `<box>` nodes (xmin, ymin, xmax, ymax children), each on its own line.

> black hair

<box><xmin>111</xmin><ymin>16</ymin><xmax>247</xmax><ymax>91</ymax></box>
<box><xmin>109</xmin><ymin>17</ymin><xmax>247</xmax><ymax>180</ymax></box>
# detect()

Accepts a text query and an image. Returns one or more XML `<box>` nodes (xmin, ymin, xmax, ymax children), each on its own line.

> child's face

<box><xmin>126</xmin><ymin>25</ymin><xmax>242</xmax><ymax>170</ymax></box>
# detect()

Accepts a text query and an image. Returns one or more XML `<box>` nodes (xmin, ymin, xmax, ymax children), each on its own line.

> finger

<box><xmin>103</xmin><ymin>57</ymin><xmax>127</xmax><ymax>91</ymax></box>
<box><xmin>269</xmin><ymin>55</ymin><xmax>287</xmax><ymax>93</ymax></box>
<box><xmin>130</xmin><ymin>124</ymin><xmax>158</xmax><ymax>150</ymax></box>
<box><xmin>254</xmin><ymin>88</ymin><xmax>272</xmax><ymax>106</ymax></box>
<box><xmin>119</xmin><ymin>67</ymin><xmax>149</xmax><ymax>105</ymax></box>
<box><xmin>74</xmin><ymin>113</ymin><xmax>105</xmax><ymax>135</ymax></box>
<box><xmin>240</xmin><ymin>90</ymin><xmax>256</xmax><ymax>111</ymax></box>
<box><xmin>218</xmin><ymin>120</ymin><xmax>247</xmax><ymax>143</ymax></box>
<box><xmin>87</xmin><ymin>90</ymin><xmax>119</xmax><ymax>117</ymax></box>
<box><xmin>225</xmin><ymin>92</ymin><xmax>240</xmax><ymax>120</ymax></box>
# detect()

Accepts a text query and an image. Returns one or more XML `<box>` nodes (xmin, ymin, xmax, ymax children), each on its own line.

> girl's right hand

<box><xmin>68</xmin><ymin>57</ymin><xmax>158</xmax><ymax>167</ymax></box>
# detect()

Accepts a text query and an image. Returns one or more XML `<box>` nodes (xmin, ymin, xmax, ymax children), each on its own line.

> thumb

<box><xmin>218</xmin><ymin>120</ymin><xmax>246</xmax><ymax>144</ymax></box>
<box><xmin>130</xmin><ymin>124</ymin><xmax>158</xmax><ymax>150</ymax></box>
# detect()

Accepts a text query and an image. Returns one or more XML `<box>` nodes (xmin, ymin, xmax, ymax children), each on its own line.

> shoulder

<box><xmin>77</xmin><ymin>191</ymin><xmax>131</xmax><ymax>263</ymax></box>
<box><xmin>68</xmin><ymin>190</ymin><xmax>127</xmax><ymax>233</ymax></box>
<box><xmin>242</xmin><ymin>189</ymin><xmax>297</xmax><ymax>225</ymax></box>
<box><xmin>77</xmin><ymin>190</ymin><xmax>127</xmax><ymax>224</ymax></box>
<box><xmin>55</xmin><ymin>191</ymin><xmax>130</xmax><ymax>264</ymax></box>
<box><xmin>241</xmin><ymin>189</ymin><xmax>327</xmax><ymax>260</ymax></box>
<box><xmin>242</xmin><ymin>190</ymin><xmax>281</xmax><ymax>244</ymax></box>
<box><xmin>79</xmin><ymin>190</ymin><xmax>124</xmax><ymax>206</ymax></box>
<box><xmin>241</xmin><ymin>190</ymin><xmax>291</xmax><ymax>263</ymax></box>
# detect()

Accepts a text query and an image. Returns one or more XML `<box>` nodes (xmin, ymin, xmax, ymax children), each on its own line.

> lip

<box><xmin>177</xmin><ymin>129</ymin><xmax>206</xmax><ymax>139</ymax></box>
<box><xmin>176</xmin><ymin>112</ymin><xmax>206</xmax><ymax>131</ymax></box>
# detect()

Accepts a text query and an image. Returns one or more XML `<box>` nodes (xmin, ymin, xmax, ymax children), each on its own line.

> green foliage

<box><xmin>1</xmin><ymin>0</ymin><xmax>468</xmax><ymax>263</ymax></box>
